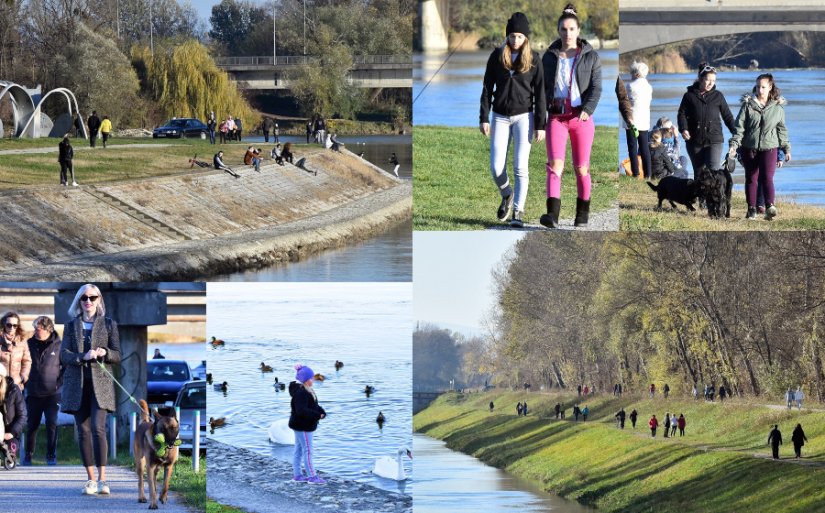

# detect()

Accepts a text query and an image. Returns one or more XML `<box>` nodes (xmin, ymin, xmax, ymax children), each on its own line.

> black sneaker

<box><xmin>497</xmin><ymin>194</ymin><xmax>514</xmax><ymax>222</ymax></box>
<box><xmin>509</xmin><ymin>211</ymin><xmax>524</xmax><ymax>228</ymax></box>
<box><xmin>765</xmin><ymin>204</ymin><xmax>777</xmax><ymax>220</ymax></box>
<box><xmin>745</xmin><ymin>207</ymin><xmax>757</xmax><ymax>220</ymax></box>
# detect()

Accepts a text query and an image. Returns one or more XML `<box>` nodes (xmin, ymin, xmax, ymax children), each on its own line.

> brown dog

<box><xmin>134</xmin><ymin>399</ymin><xmax>180</xmax><ymax>509</ymax></box>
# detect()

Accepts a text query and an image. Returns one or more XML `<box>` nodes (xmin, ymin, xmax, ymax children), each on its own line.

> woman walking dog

<box><xmin>479</xmin><ymin>12</ymin><xmax>546</xmax><ymax>228</ymax></box>
<box><xmin>60</xmin><ymin>284</ymin><xmax>121</xmax><ymax>496</ymax></box>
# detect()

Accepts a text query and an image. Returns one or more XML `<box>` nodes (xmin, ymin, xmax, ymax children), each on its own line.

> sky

<box><xmin>413</xmin><ymin>232</ymin><xmax>523</xmax><ymax>338</ymax></box>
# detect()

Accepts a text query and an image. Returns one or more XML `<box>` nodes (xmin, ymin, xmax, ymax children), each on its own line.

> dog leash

<box><xmin>95</xmin><ymin>359</ymin><xmax>142</xmax><ymax>411</ymax></box>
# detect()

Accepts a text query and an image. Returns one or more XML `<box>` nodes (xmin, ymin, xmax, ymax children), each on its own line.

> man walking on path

<box><xmin>615</xmin><ymin>408</ymin><xmax>626</xmax><ymax>429</ymax></box>
<box><xmin>87</xmin><ymin>111</ymin><xmax>101</xmax><ymax>147</ymax></box>
<box><xmin>23</xmin><ymin>316</ymin><xmax>63</xmax><ymax>466</ymax></box>
<box><xmin>649</xmin><ymin>415</ymin><xmax>658</xmax><ymax>437</ymax></box>
<box><xmin>767</xmin><ymin>425</ymin><xmax>782</xmax><ymax>459</ymax></box>
<box><xmin>795</xmin><ymin>387</ymin><xmax>804</xmax><ymax>410</ymax></box>
<box><xmin>791</xmin><ymin>424</ymin><xmax>807</xmax><ymax>458</ymax></box>
<box><xmin>630</xmin><ymin>409</ymin><xmax>638</xmax><ymax>429</ymax></box>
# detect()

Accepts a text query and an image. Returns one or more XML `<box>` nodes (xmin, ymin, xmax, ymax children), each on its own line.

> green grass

<box><xmin>207</xmin><ymin>500</ymin><xmax>249</xmax><ymax>513</ymax></box>
<box><xmin>27</xmin><ymin>425</ymin><xmax>205</xmax><ymax>511</ymax></box>
<box><xmin>413</xmin><ymin>125</ymin><xmax>619</xmax><ymax>230</ymax></box>
<box><xmin>620</xmin><ymin>176</ymin><xmax>825</xmax><ymax>230</ymax></box>
<box><xmin>415</xmin><ymin>391</ymin><xmax>825</xmax><ymax>512</ymax></box>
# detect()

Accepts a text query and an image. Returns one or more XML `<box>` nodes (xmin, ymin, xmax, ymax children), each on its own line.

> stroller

<box><xmin>0</xmin><ymin>413</ymin><xmax>18</xmax><ymax>470</ymax></box>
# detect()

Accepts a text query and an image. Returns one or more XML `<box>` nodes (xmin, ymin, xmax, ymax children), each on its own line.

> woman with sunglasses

<box><xmin>60</xmin><ymin>284</ymin><xmax>121</xmax><ymax>496</ymax></box>
<box><xmin>677</xmin><ymin>63</ymin><xmax>735</xmax><ymax>176</ymax></box>
<box><xmin>0</xmin><ymin>312</ymin><xmax>32</xmax><ymax>391</ymax></box>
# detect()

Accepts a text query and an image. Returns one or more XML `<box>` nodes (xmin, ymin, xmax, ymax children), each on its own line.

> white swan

<box><xmin>267</xmin><ymin>418</ymin><xmax>294</xmax><ymax>445</ymax></box>
<box><xmin>372</xmin><ymin>446</ymin><xmax>412</xmax><ymax>481</ymax></box>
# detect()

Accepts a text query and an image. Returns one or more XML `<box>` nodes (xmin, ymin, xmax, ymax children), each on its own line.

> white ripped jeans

<box><xmin>490</xmin><ymin>111</ymin><xmax>534</xmax><ymax>213</ymax></box>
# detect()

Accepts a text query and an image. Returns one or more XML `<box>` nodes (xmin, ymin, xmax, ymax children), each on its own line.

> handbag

<box><xmin>550</xmin><ymin>47</ymin><xmax>580</xmax><ymax>116</ymax></box>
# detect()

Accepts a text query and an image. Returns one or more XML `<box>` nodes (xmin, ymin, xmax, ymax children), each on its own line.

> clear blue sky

<box><xmin>413</xmin><ymin>232</ymin><xmax>523</xmax><ymax>337</ymax></box>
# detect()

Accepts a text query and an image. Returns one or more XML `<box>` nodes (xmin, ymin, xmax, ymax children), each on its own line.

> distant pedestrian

<box><xmin>87</xmin><ymin>111</ymin><xmax>101</xmax><ymax>147</ymax></box>
<box><xmin>708</xmin><ymin>384</ymin><xmax>715</xmax><ymax>402</ymax></box>
<box><xmin>618</xmin><ymin>383</ymin><xmax>622</xmax><ymax>396</ymax></box>
<box><xmin>692</xmin><ymin>384</ymin><xmax>698</xmax><ymax>400</ymax></box>
<box><xmin>719</xmin><ymin>385</ymin><xmax>727</xmax><ymax>401</ymax></box>
<box><xmin>555</xmin><ymin>403</ymin><xmax>561</xmax><ymax>419</ymax></box>
<box><xmin>235</xmin><ymin>117</ymin><xmax>243</xmax><ymax>141</ymax></box>
<box><xmin>583</xmin><ymin>385</ymin><xmax>589</xmax><ymax>396</ymax></box>
<box><xmin>219</xmin><ymin>119</ymin><xmax>228</xmax><ymax>144</ymax></box>
<box><xmin>630</xmin><ymin>409</ymin><xmax>638</xmax><ymax>429</ymax></box>
<box><xmin>649</xmin><ymin>383</ymin><xmax>655</xmax><ymax>398</ymax></box>
<box><xmin>664</xmin><ymin>413</ymin><xmax>670</xmax><ymax>438</ymax></box>
<box><xmin>577</xmin><ymin>384</ymin><xmax>582</xmax><ymax>397</ymax></box>
<box><xmin>663</xmin><ymin>383</ymin><xmax>670</xmax><ymax>399</ymax></box>
<box><xmin>306</xmin><ymin>119</ymin><xmax>313</xmax><ymax>144</ymax></box>
<box><xmin>613</xmin><ymin>383</ymin><xmax>619</xmax><ymax>396</ymax></box>
<box><xmin>517</xmin><ymin>402</ymin><xmax>522</xmax><ymax>416</ymax></box>
<box><xmin>615</xmin><ymin>408</ymin><xmax>626</xmax><ymax>429</ymax></box>
<box><xmin>580</xmin><ymin>405</ymin><xmax>588</xmax><ymax>421</ymax></box>
<box><xmin>677</xmin><ymin>414</ymin><xmax>686</xmax><ymax>436</ymax></box>
<box><xmin>573</xmin><ymin>404</ymin><xmax>581</xmax><ymax>421</ymax></box>
<box><xmin>785</xmin><ymin>388</ymin><xmax>794</xmax><ymax>409</ymax></box>
<box><xmin>389</xmin><ymin>152</ymin><xmax>400</xmax><ymax>177</ymax></box>
<box><xmin>152</xmin><ymin>348</ymin><xmax>165</xmax><ymax>360</ymax></box>
<box><xmin>315</xmin><ymin>116</ymin><xmax>326</xmax><ymax>144</ymax></box>
<box><xmin>207</xmin><ymin>113</ymin><xmax>217</xmax><ymax>145</ymax></box>
<box><xmin>489</xmin><ymin>401</ymin><xmax>494</xmax><ymax>412</ymax></box>
<box><xmin>767</xmin><ymin>424</ymin><xmax>782</xmax><ymax>459</ymax></box>
<box><xmin>99</xmin><ymin>116</ymin><xmax>112</xmax><ymax>148</ymax></box>
<box><xmin>523</xmin><ymin>401</ymin><xmax>528</xmax><ymax>415</ymax></box>
<box><xmin>58</xmin><ymin>136</ymin><xmax>77</xmax><ymax>186</ymax></box>
<box><xmin>273</xmin><ymin>122</ymin><xmax>280</xmax><ymax>144</ymax></box>
<box><xmin>791</xmin><ymin>424</ymin><xmax>807</xmax><ymax>458</ymax></box>
<box><xmin>23</xmin><ymin>316</ymin><xmax>63</xmax><ymax>466</ymax></box>
<box><xmin>670</xmin><ymin>416</ymin><xmax>677</xmax><ymax>437</ymax></box>
<box><xmin>74</xmin><ymin>114</ymin><xmax>85</xmax><ymax>138</ymax></box>
<box><xmin>795</xmin><ymin>387</ymin><xmax>804</xmax><ymax>410</ymax></box>
<box><xmin>649</xmin><ymin>415</ymin><xmax>658</xmax><ymax>437</ymax></box>
<box><xmin>262</xmin><ymin>116</ymin><xmax>273</xmax><ymax>143</ymax></box>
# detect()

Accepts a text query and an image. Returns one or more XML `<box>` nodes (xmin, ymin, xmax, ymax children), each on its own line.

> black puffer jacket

<box><xmin>288</xmin><ymin>381</ymin><xmax>326</xmax><ymax>432</ymax></box>
<box><xmin>26</xmin><ymin>333</ymin><xmax>64</xmax><ymax>398</ymax></box>
<box><xmin>543</xmin><ymin>39</ymin><xmax>602</xmax><ymax>116</ymax></box>
<box><xmin>677</xmin><ymin>85</ymin><xmax>735</xmax><ymax>146</ymax></box>
<box><xmin>1</xmin><ymin>376</ymin><xmax>27</xmax><ymax>438</ymax></box>
<box><xmin>480</xmin><ymin>46</ymin><xmax>546</xmax><ymax>129</ymax></box>
<box><xmin>650</xmin><ymin>145</ymin><xmax>678</xmax><ymax>179</ymax></box>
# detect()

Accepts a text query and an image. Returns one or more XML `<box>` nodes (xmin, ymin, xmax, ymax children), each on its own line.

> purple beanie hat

<box><xmin>295</xmin><ymin>364</ymin><xmax>314</xmax><ymax>383</ymax></box>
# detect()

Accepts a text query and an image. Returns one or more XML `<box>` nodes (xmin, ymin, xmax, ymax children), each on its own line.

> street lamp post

<box><xmin>273</xmin><ymin>5</ymin><xmax>277</xmax><ymax>64</ymax></box>
<box><xmin>303</xmin><ymin>0</ymin><xmax>306</xmax><ymax>56</ymax></box>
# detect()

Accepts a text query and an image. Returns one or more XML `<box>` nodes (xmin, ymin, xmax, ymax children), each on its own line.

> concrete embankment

<box><xmin>207</xmin><ymin>440</ymin><xmax>412</xmax><ymax>513</ymax></box>
<box><xmin>0</xmin><ymin>148</ymin><xmax>410</xmax><ymax>280</ymax></box>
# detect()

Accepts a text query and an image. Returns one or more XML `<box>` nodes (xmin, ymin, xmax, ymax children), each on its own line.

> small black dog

<box><xmin>696</xmin><ymin>163</ymin><xmax>733</xmax><ymax>218</ymax></box>
<box><xmin>647</xmin><ymin>176</ymin><xmax>702</xmax><ymax>211</ymax></box>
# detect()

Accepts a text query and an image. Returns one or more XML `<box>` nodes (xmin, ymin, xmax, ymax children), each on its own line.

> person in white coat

<box><xmin>795</xmin><ymin>387</ymin><xmax>804</xmax><ymax>410</ymax></box>
<box><xmin>624</xmin><ymin>61</ymin><xmax>653</xmax><ymax>178</ymax></box>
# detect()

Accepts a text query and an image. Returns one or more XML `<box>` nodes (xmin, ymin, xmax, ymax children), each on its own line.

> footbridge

<box><xmin>619</xmin><ymin>0</ymin><xmax>825</xmax><ymax>53</ymax></box>
<box><xmin>214</xmin><ymin>54</ymin><xmax>411</xmax><ymax>90</ymax></box>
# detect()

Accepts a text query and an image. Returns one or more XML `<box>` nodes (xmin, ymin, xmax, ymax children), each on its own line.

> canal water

<box><xmin>618</xmin><ymin>69</ymin><xmax>825</xmax><ymax>206</ymax></box>
<box><xmin>413</xmin><ymin>434</ymin><xmax>593</xmax><ymax>512</ymax></box>
<box><xmin>206</xmin><ymin>282</ymin><xmax>413</xmax><ymax>494</ymax></box>
<box><xmin>414</xmin><ymin>49</ymin><xmax>619</xmax><ymax>128</ymax></box>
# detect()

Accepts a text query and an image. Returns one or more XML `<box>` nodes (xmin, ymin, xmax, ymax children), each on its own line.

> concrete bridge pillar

<box><xmin>419</xmin><ymin>0</ymin><xmax>449</xmax><ymax>52</ymax></box>
<box><xmin>55</xmin><ymin>283</ymin><xmax>168</xmax><ymax>443</ymax></box>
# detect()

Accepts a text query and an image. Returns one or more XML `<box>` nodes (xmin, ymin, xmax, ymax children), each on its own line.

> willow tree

<box><xmin>132</xmin><ymin>40</ymin><xmax>254</xmax><ymax>123</ymax></box>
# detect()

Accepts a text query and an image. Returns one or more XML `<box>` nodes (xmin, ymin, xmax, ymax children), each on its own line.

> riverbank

<box><xmin>0</xmin><ymin>147</ymin><xmax>410</xmax><ymax>280</ymax></box>
<box><xmin>415</xmin><ymin>391</ymin><xmax>825</xmax><ymax>512</ymax></box>
<box><xmin>207</xmin><ymin>440</ymin><xmax>411</xmax><ymax>513</ymax></box>
<box><xmin>413</xmin><ymin>126</ymin><xmax>618</xmax><ymax>230</ymax></box>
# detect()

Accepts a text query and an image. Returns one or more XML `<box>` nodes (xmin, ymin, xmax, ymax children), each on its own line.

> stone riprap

<box><xmin>0</xmin><ymin>148</ymin><xmax>409</xmax><ymax>280</ymax></box>
<box><xmin>207</xmin><ymin>440</ymin><xmax>412</xmax><ymax>513</ymax></box>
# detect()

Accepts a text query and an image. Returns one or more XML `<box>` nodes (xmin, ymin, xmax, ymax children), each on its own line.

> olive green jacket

<box><xmin>729</xmin><ymin>94</ymin><xmax>790</xmax><ymax>153</ymax></box>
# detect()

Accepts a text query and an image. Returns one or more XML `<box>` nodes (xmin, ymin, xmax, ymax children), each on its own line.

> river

<box><xmin>413</xmin><ymin>434</ymin><xmax>593</xmax><ymax>512</ymax></box>
<box><xmin>206</xmin><ymin>282</ymin><xmax>413</xmax><ymax>494</ymax></box>
<box><xmin>414</xmin><ymin>49</ymin><xmax>619</xmax><ymax>128</ymax></box>
<box><xmin>619</xmin><ymin>69</ymin><xmax>825</xmax><ymax>206</ymax></box>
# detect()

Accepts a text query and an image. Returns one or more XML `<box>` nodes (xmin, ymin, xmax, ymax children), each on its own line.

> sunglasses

<box><xmin>700</xmin><ymin>65</ymin><xmax>717</xmax><ymax>75</ymax></box>
<box><xmin>4</xmin><ymin>322</ymin><xmax>18</xmax><ymax>328</ymax></box>
<box><xmin>80</xmin><ymin>295</ymin><xmax>99</xmax><ymax>303</ymax></box>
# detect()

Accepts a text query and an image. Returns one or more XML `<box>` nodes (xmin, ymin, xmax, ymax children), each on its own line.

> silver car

<box><xmin>173</xmin><ymin>380</ymin><xmax>207</xmax><ymax>452</ymax></box>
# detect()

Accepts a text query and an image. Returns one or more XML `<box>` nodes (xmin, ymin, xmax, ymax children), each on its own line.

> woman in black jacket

<box><xmin>541</xmin><ymin>4</ymin><xmax>602</xmax><ymax>228</ymax></box>
<box><xmin>480</xmin><ymin>12</ymin><xmax>546</xmax><ymax>228</ymax></box>
<box><xmin>289</xmin><ymin>364</ymin><xmax>327</xmax><ymax>484</ymax></box>
<box><xmin>677</xmin><ymin>64</ymin><xmax>735</xmax><ymax>177</ymax></box>
<box><xmin>0</xmin><ymin>362</ymin><xmax>27</xmax><ymax>449</ymax></box>
<box><xmin>60</xmin><ymin>284</ymin><xmax>121</xmax><ymax>496</ymax></box>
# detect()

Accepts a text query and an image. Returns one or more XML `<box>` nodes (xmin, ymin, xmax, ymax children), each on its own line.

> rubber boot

<box><xmin>574</xmin><ymin>198</ymin><xmax>590</xmax><ymax>227</ymax></box>
<box><xmin>539</xmin><ymin>197</ymin><xmax>561</xmax><ymax>229</ymax></box>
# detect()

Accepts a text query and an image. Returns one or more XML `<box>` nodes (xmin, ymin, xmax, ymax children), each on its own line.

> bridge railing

<box><xmin>214</xmin><ymin>55</ymin><xmax>411</xmax><ymax>67</ymax></box>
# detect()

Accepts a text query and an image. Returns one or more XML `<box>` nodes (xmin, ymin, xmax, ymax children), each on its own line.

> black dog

<box><xmin>696</xmin><ymin>163</ymin><xmax>733</xmax><ymax>218</ymax></box>
<box><xmin>647</xmin><ymin>176</ymin><xmax>702</xmax><ymax>211</ymax></box>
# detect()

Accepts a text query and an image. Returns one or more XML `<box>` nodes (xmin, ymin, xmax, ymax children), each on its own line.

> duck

<box><xmin>267</xmin><ymin>418</ymin><xmax>294</xmax><ymax>445</ymax></box>
<box><xmin>376</xmin><ymin>411</ymin><xmax>385</xmax><ymax>427</ymax></box>
<box><xmin>206</xmin><ymin>373</ymin><xmax>213</xmax><ymax>384</ymax></box>
<box><xmin>334</xmin><ymin>360</ymin><xmax>344</xmax><ymax>370</ymax></box>
<box><xmin>372</xmin><ymin>446</ymin><xmax>412</xmax><ymax>481</ymax></box>
<box><xmin>313</xmin><ymin>373</ymin><xmax>326</xmax><ymax>382</ymax></box>
<box><xmin>260</xmin><ymin>362</ymin><xmax>274</xmax><ymax>372</ymax></box>
<box><xmin>213</xmin><ymin>381</ymin><xmax>228</xmax><ymax>392</ymax></box>
<box><xmin>209</xmin><ymin>417</ymin><xmax>227</xmax><ymax>429</ymax></box>
<box><xmin>210</xmin><ymin>336</ymin><xmax>225</xmax><ymax>347</ymax></box>
<box><xmin>273</xmin><ymin>382</ymin><xmax>285</xmax><ymax>391</ymax></box>
<box><xmin>364</xmin><ymin>385</ymin><xmax>375</xmax><ymax>396</ymax></box>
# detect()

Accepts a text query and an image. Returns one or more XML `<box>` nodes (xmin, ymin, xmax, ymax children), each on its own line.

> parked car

<box><xmin>147</xmin><ymin>359</ymin><xmax>192</xmax><ymax>404</ymax></box>
<box><xmin>152</xmin><ymin>118</ymin><xmax>208</xmax><ymax>139</ymax></box>
<box><xmin>173</xmin><ymin>380</ymin><xmax>207</xmax><ymax>452</ymax></box>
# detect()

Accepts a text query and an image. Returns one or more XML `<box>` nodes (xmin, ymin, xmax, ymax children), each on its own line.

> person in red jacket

<box><xmin>649</xmin><ymin>414</ymin><xmax>658</xmax><ymax>437</ymax></box>
<box><xmin>677</xmin><ymin>413</ymin><xmax>686</xmax><ymax>437</ymax></box>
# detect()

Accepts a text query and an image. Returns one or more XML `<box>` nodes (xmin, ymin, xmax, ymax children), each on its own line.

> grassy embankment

<box><xmin>415</xmin><ymin>391</ymin><xmax>825</xmax><ymax>512</ymax></box>
<box><xmin>27</xmin><ymin>425</ymin><xmax>205</xmax><ymax>511</ymax></box>
<box><xmin>207</xmin><ymin>500</ymin><xmax>248</xmax><ymax>513</ymax></box>
<box><xmin>620</xmin><ymin>176</ymin><xmax>825</xmax><ymax>230</ymax></box>
<box><xmin>413</xmin><ymin>125</ymin><xmax>619</xmax><ymax>230</ymax></box>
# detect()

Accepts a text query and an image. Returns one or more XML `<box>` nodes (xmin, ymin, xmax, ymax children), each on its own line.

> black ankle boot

<box><xmin>539</xmin><ymin>197</ymin><xmax>561</xmax><ymax>229</ymax></box>
<box><xmin>574</xmin><ymin>198</ymin><xmax>590</xmax><ymax>227</ymax></box>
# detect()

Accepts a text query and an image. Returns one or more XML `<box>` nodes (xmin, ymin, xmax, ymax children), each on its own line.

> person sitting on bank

<box><xmin>214</xmin><ymin>151</ymin><xmax>240</xmax><ymax>178</ymax></box>
<box><xmin>243</xmin><ymin>146</ymin><xmax>261</xmax><ymax>172</ymax></box>
<box><xmin>282</xmin><ymin>143</ymin><xmax>294</xmax><ymax>164</ymax></box>
<box><xmin>271</xmin><ymin>144</ymin><xmax>285</xmax><ymax>165</ymax></box>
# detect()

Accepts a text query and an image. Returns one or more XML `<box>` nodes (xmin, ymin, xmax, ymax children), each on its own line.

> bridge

<box><xmin>417</xmin><ymin>0</ymin><xmax>449</xmax><ymax>52</ymax></box>
<box><xmin>214</xmin><ymin>54</ymin><xmax>411</xmax><ymax>90</ymax></box>
<box><xmin>414</xmin><ymin>390</ymin><xmax>444</xmax><ymax>414</ymax></box>
<box><xmin>620</xmin><ymin>0</ymin><xmax>825</xmax><ymax>53</ymax></box>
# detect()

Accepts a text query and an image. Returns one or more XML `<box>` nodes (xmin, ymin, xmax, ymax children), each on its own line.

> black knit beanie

<box><xmin>506</xmin><ymin>12</ymin><xmax>531</xmax><ymax>37</ymax></box>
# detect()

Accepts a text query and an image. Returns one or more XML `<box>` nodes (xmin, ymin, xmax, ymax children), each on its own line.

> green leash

<box><xmin>94</xmin><ymin>360</ymin><xmax>140</xmax><ymax>408</ymax></box>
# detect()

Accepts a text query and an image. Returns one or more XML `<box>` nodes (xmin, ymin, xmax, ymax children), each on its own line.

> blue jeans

<box><xmin>490</xmin><ymin>111</ymin><xmax>534</xmax><ymax>213</ymax></box>
<box><xmin>292</xmin><ymin>430</ymin><xmax>317</xmax><ymax>478</ymax></box>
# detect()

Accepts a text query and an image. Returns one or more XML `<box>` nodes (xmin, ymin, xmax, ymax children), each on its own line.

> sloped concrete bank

<box><xmin>0</xmin><ymin>149</ymin><xmax>410</xmax><ymax>280</ymax></box>
<box><xmin>207</xmin><ymin>440</ymin><xmax>412</xmax><ymax>513</ymax></box>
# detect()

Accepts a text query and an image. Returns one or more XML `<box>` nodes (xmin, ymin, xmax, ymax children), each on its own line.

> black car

<box><xmin>152</xmin><ymin>118</ymin><xmax>208</xmax><ymax>139</ymax></box>
<box><xmin>147</xmin><ymin>359</ymin><xmax>192</xmax><ymax>404</ymax></box>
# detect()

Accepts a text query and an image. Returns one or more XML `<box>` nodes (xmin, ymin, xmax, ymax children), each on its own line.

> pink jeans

<box><xmin>545</xmin><ymin>112</ymin><xmax>595</xmax><ymax>199</ymax></box>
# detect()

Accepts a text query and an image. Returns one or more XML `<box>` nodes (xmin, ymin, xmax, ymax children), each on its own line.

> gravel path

<box><xmin>489</xmin><ymin>205</ymin><xmax>619</xmax><ymax>232</ymax></box>
<box><xmin>0</xmin><ymin>143</ymin><xmax>181</xmax><ymax>155</ymax></box>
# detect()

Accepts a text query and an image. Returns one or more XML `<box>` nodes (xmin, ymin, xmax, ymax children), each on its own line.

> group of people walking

<box><xmin>647</xmin><ymin>412</ymin><xmax>687</xmax><ymax>437</ymax></box>
<box><xmin>767</xmin><ymin>423</ymin><xmax>808</xmax><ymax>459</ymax></box>
<box><xmin>622</xmin><ymin>60</ymin><xmax>791</xmax><ymax>220</ymax></box>
<box><xmin>480</xmin><ymin>5</ymin><xmax>601</xmax><ymax>228</ymax></box>
<box><xmin>84</xmin><ymin>111</ymin><xmax>113</xmax><ymax>148</ymax></box>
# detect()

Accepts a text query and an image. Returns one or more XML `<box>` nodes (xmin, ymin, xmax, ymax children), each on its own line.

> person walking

<box><xmin>555</xmin><ymin>402</ymin><xmax>561</xmax><ymax>419</ymax></box>
<box><xmin>670</xmin><ymin>415</ymin><xmax>678</xmax><ymax>437</ymax></box>
<box><xmin>767</xmin><ymin>424</ymin><xmax>782</xmax><ymax>460</ymax></box>
<box><xmin>677</xmin><ymin>63</ymin><xmax>735</xmax><ymax>177</ymax></box>
<box><xmin>219</xmin><ymin>119</ymin><xmax>228</xmax><ymax>144</ymax></box>
<box><xmin>315</xmin><ymin>117</ymin><xmax>327</xmax><ymax>144</ymax></box>
<box><xmin>0</xmin><ymin>312</ymin><xmax>31</xmax><ymax>391</ymax></box>
<box><xmin>235</xmin><ymin>117</ymin><xmax>243</xmax><ymax>142</ymax></box>
<box><xmin>540</xmin><ymin>3</ymin><xmax>602</xmax><ymax>229</ymax></box>
<box><xmin>489</xmin><ymin>400</ymin><xmax>495</xmax><ymax>412</ymax></box>
<box><xmin>577</xmin><ymin>384</ymin><xmax>582</xmax><ymax>397</ymax></box>
<box><xmin>649</xmin><ymin>414</ymin><xmax>658</xmax><ymax>437</ymax></box>
<box><xmin>99</xmin><ymin>116</ymin><xmax>112</xmax><ymax>148</ymax></box>
<box><xmin>719</xmin><ymin>385</ymin><xmax>727</xmax><ymax>401</ymax></box>
<box><xmin>785</xmin><ymin>388</ymin><xmax>794</xmax><ymax>409</ymax></box>
<box><xmin>649</xmin><ymin>383</ymin><xmax>655</xmax><ymax>398</ymax></box>
<box><xmin>517</xmin><ymin>401</ymin><xmax>523</xmax><ymax>416</ymax></box>
<box><xmin>573</xmin><ymin>404</ymin><xmax>581</xmax><ymax>421</ymax></box>
<box><xmin>523</xmin><ymin>401</ymin><xmax>528</xmax><ymax>415</ymax></box>
<box><xmin>306</xmin><ymin>119</ymin><xmax>313</xmax><ymax>144</ymax></box>
<box><xmin>581</xmin><ymin>405</ymin><xmax>589</xmax><ymax>421</ymax></box>
<box><xmin>677</xmin><ymin>413</ymin><xmax>686</xmax><ymax>437</ymax></box>
<box><xmin>58</xmin><ymin>135</ymin><xmax>77</xmax><ymax>186</ymax></box>
<box><xmin>663</xmin><ymin>413</ymin><xmax>670</xmax><ymax>438</ymax></box>
<box><xmin>289</xmin><ymin>364</ymin><xmax>327</xmax><ymax>484</ymax></box>
<box><xmin>630</xmin><ymin>409</ymin><xmax>638</xmax><ymax>429</ymax></box>
<box><xmin>728</xmin><ymin>73</ymin><xmax>790</xmax><ymax>220</ymax></box>
<box><xmin>59</xmin><ymin>284</ymin><xmax>122</xmax><ymax>495</ymax></box>
<box><xmin>207</xmin><ymin>113</ymin><xmax>217</xmax><ymax>145</ymax></box>
<box><xmin>663</xmin><ymin>383</ymin><xmax>670</xmax><ymax>399</ymax></box>
<box><xmin>623</xmin><ymin>61</ymin><xmax>653</xmax><ymax>178</ymax></box>
<box><xmin>791</xmin><ymin>424</ymin><xmax>807</xmax><ymax>459</ymax></box>
<box><xmin>479</xmin><ymin>11</ymin><xmax>546</xmax><ymax>228</ymax></box>
<box><xmin>262</xmin><ymin>116</ymin><xmax>273</xmax><ymax>143</ymax></box>
<box><xmin>615</xmin><ymin>408</ymin><xmax>626</xmax><ymax>429</ymax></box>
<box><xmin>692</xmin><ymin>383</ymin><xmax>698</xmax><ymax>400</ymax></box>
<box><xmin>795</xmin><ymin>386</ymin><xmax>804</xmax><ymax>410</ymax></box>
<box><xmin>23</xmin><ymin>316</ymin><xmax>63</xmax><ymax>466</ymax></box>
<box><xmin>87</xmin><ymin>111</ymin><xmax>101</xmax><ymax>148</ymax></box>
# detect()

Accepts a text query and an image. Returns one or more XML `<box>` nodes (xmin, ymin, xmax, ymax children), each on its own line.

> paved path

<box><xmin>0</xmin><ymin>143</ymin><xmax>182</xmax><ymax>155</ymax></box>
<box><xmin>488</xmin><ymin>206</ymin><xmax>620</xmax><ymax>232</ymax></box>
<box><xmin>207</xmin><ymin>440</ymin><xmax>411</xmax><ymax>513</ymax></box>
<box><xmin>0</xmin><ymin>464</ymin><xmax>194</xmax><ymax>512</ymax></box>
